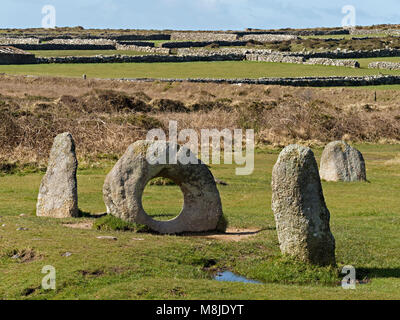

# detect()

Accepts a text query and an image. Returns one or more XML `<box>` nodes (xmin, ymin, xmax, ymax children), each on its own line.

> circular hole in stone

<box><xmin>142</xmin><ymin>177</ymin><xmax>184</xmax><ymax>221</ymax></box>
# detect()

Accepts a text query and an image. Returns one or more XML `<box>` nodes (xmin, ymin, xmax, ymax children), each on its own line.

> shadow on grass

<box><xmin>358</xmin><ymin>267</ymin><xmax>400</xmax><ymax>279</ymax></box>
<box><xmin>78</xmin><ymin>210</ymin><xmax>107</xmax><ymax>219</ymax></box>
<box><xmin>148</xmin><ymin>213</ymin><xmax>176</xmax><ymax>219</ymax></box>
<box><xmin>181</xmin><ymin>227</ymin><xmax>274</xmax><ymax>238</ymax></box>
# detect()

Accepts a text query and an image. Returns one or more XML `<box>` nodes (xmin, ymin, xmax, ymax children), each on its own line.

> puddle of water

<box><xmin>214</xmin><ymin>271</ymin><xmax>262</xmax><ymax>284</ymax></box>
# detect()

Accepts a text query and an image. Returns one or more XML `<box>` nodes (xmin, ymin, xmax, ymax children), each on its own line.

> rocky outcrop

<box><xmin>36</xmin><ymin>132</ymin><xmax>79</xmax><ymax>218</ymax></box>
<box><xmin>103</xmin><ymin>140</ymin><xmax>223</xmax><ymax>234</ymax></box>
<box><xmin>319</xmin><ymin>141</ymin><xmax>367</xmax><ymax>182</ymax></box>
<box><xmin>271</xmin><ymin>144</ymin><xmax>336</xmax><ymax>266</ymax></box>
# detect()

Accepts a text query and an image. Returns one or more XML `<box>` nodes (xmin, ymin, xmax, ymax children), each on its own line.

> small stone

<box><xmin>16</xmin><ymin>227</ymin><xmax>28</xmax><ymax>231</ymax></box>
<box><xmin>62</xmin><ymin>252</ymin><xmax>72</xmax><ymax>257</ymax></box>
<box><xmin>320</xmin><ymin>141</ymin><xmax>366</xmax><ymax>182</ymax></box>
<box><xmin>271</xmin><ymin>144</ymin><xmax>336</xmax><ymax>266</ymax></box>
<box><xmin>19</xmin><ymin>214</ymin><xmax>26</xmax><ymax>217</ymax></box>
<box><xmin>215</xmin><ymin>178</ymin><xmax>228</xmax><ymax>186</ymax></box>
<box><xmin>1</xmin><ymin>224</ymin><xmax>5</xmax><ymax>227</ymax></box>
<box><xmin>36</xmin><ymin>132</ymin><xmax>79</xmax><ymax>218</ymax></box>
<box><xmin>96</xmin><ymin>236</ymin><xmax>117</xmax><ymax>240</ymax></box>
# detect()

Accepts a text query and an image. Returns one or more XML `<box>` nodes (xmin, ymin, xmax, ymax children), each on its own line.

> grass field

<box><xmin>1</xmin><ymin>60</ymin><xmax>400</xmax><ymax>80</ymax></box>
<box><xmin>29</xmin><ymin>50</ymin><xmax>157</xmax><ymax>57</ymax></box>
<box><xmin>0</xmin><ymin>144</ymin><xmax>399</xmax><ymax>299</ymax></box>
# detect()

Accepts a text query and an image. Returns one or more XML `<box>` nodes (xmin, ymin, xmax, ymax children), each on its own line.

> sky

<box><xmin>0</xmin><ymin>0</ymin><xmax>399</xmax><ymax>30</ymax></box>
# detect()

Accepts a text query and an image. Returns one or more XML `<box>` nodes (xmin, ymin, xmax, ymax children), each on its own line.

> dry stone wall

<box><xmin>246</xmin><ymin>54</ymin><xmax>359</xmax><ymax>67</ymax></box>
<box><xmin>242</xmin><ymin>34</ymin><xmax>299</xmax><ymax>42</ymax></box>
<box><xmin>47</xmin><ymin>38</ymin><xmax>116</xmax><ymax>45</ymax></box>
<box><xmin>368</xmin><ymin>61</ymin><xmax>400</xmax><ymax>70</ymax></box>
<box><xmin>171</xmin><ymin>32</ymin><xmax>238</xmax><ymax>41</ymax></box>
<box><xmin>36</xmin><ymin>53</ymin><xmax>244</xmax><ymax>64</ymax></box>
<box><xmin>246</xmin><ymin>53</ymin><xmax>305</xmax><ymax>64</ymax></box>
<box><xmin>119</xmin><ymin>75</ymin><xmax>400</xmax><ymax>87</ymax></box>
<box><xmin>118</xmin><ymin>41</ymin><xmax>156</xmax><ymax>47</ymax></box>
<box><xmin>13</xmin><ymin>43</ymin><xmax>116</xmax><ymax>50</ymax></box>
<box><xmin>0</xmin><ymin>46</ymin><xmax>36</xmax><ymax>64</ymax></box>
<box><xmin>235</xmin><ymin>29</ymin><xmax>349</xmax><ymax>37</ymax></box>
<box><xmin>178</xmin><ymin>47</ymin><xmax>400</xmax><ymax>59</ymax></box>
<box><xmin>161</xmin><ymin>40</ymin><xmax>248</xmax><ymax>48</ymax></box>
<box><xmin>116</xmin><ymin>44</ymin><xmax>170</xmax><ymax>54</ymax></box>
<box><xmin>305</xmin><ymin>58</ymin><xmax>360</xmax><ymax>68</ymax></box>
<box><xmin>349</xmin><ymin>28</ymin><xmax>400</xmax><ymax>35</ymax></box>
<box><xmin>0</xmin><ymin>37</ymin><xmax>40</xmax><ymax>45</ymax></box>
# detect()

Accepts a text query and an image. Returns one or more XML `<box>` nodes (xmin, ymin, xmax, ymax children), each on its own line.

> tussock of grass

<box><xmin>216</xmin><ymin>214</ymin><xmax>229</xmax><ymax>233</ymax></box>
<box><xmin>149</xmin><ymin>177</ymin><xmax>176</xmax><ymax>186</ymax></box>
<box><xmin>0</xmin><ymin>162</ymin><xmax>45</xmax><ymax>176</ymax></box>
<box><xmin>235</xmin><ymin>256</ymin><xmax>340</xmax><ymax>286</ymax></box>
<box><xmin>93</xmin><ymin>215</ymin><xmax>150</xmax><ymax>233</ymax></box>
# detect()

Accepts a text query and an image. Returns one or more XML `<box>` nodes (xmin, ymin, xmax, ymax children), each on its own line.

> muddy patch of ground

<box><xmin>63</xmin><ymin>221</ymin><xmax>263</xmax><ymax>242</ymax></box>
<box><xmin>63</xmin><ymin>221</ymin><xmax>94</xmax><ymax>230</ymax></box>
<box><xmin>184</xmin><ymin>228</ymin><xmax>263</xmax><ymax>242</ymax></box>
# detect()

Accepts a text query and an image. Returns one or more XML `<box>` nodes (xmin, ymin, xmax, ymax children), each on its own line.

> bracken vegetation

<box><xmin>0</xmin><ymin>75</ymin><xmax>399</xmax><ymax>171</ymax></box>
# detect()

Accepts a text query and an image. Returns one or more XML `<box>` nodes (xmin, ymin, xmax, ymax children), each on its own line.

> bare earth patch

<box><xmin>184</xmin><ymin>228</ymin><xmax>262</xmax><ymax>242</ymax></box>
<box><xmin>63</xmin><ymin>221</ymin><xmax>94</xmax><ymax>230</ymax></box>
<box><xmin>62</xmin><ymin>221</ymin><xmax>261</xmax><ymax>241</ymax></box>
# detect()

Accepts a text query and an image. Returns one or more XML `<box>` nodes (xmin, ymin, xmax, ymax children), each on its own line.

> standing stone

<box><xmin>271</xmin><ymin>144</ymin><xmax>336</xmax><ymax>266</ymax></box>
<box><xmin>37</xmin><ymin>132</ymin><xmax>79</xmax><ymax>218</ymax></box>
<box><xmin>320</xmin><ymin>141</ymin><xmax>366</xmax><ymax>182</ymax></box>
<box><xmin>103</xmin><ymin>140</ymin><xmax>223</xmax><ymax>234</ymax></box>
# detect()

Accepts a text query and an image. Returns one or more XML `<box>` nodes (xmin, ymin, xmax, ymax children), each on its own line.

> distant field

<box><xmin>1</xmin><ymin>60</ymin><xmax>400</xmax><ymax>80</ymax></box>
<box><xmin>356</xmin><ymin>56</ymin><xmax>400</xmax><ymax>68</ymax></box>
<box><xmin>302</xmin><ymin>34</ymin><xmax>389</xmax><ymax>40</ymax></box>
<box><xmin>29</xmin><ymin>50</ymin><xmax>155</xmax><ymax>57</ymax></box>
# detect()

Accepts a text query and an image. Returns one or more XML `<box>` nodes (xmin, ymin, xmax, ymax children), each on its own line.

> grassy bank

<box><xmin>29</xmin><ymin>50</ymin><xmax>157</xmax><ymax>57</ymax></box>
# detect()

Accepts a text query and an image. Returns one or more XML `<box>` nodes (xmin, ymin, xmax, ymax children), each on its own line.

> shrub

<box><xmin>150</xmin><ymin>99</ymin><xmax>187</xmax><ymax>112</ymax></box>
<box><xmin>93</xmin><ymin>215</ymin><xmax>152</xmax><ymax>233</ymax></box>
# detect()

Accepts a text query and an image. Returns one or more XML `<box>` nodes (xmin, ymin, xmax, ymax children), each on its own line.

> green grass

<box><xmin>1</xmin><ymin>60</ymin><xmax>400</xmax><ymax>80</ymax></box>
<box><xmin>29</xmin><ymin>50</ymin><xmax>156</xmax><ymax>57</ymax></box>
<box><xmin>356</xmin><ymin>56</ymin><xmax>400</xmax><ymax>68</ymax></box>
<box><xmin>0</xmin><ymin>144</ymin><xmax>399</xmax><ymax>299</ymax></box>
